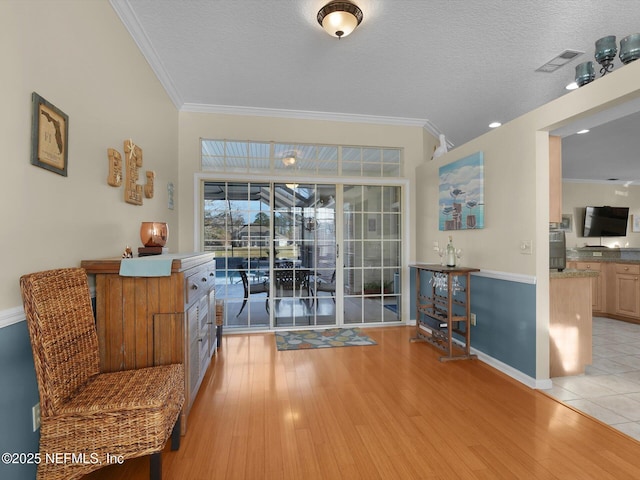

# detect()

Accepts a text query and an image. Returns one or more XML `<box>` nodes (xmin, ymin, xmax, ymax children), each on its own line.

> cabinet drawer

<box><xmin>575</xmin><ymin>262</ymin><xmax>601</xmax><ymax>271</ymax></box>
<box><xmin>615</xmin><ymin>264</ymin><xmax>640</xmax><ymax>275</ymax></box>
<box><xmin>186</xmin><ymin>267</ymin><xmax>213</xmax><ymax>305</ymax></box>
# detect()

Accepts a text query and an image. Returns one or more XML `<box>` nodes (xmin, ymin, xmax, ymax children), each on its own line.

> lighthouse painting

<box><xmin>439</xmin><ymin>152</ymin><xmax>484</xmax><ymax>231</ymax></box>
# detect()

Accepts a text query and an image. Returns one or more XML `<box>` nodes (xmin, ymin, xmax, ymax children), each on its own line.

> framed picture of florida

<box><xmin>439</xmin><ymin>151</ymin><xmax>484</xmax><ymax>230</ymax></box>
<box><xmin>30</xmin><ymin>92</ymin><xmax>69</xmax><ymax>176</ymax></box>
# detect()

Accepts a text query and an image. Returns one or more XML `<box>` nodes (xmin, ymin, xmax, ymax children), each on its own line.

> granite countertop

<box><xmin>550</xmin><ymin>269</ymin><xmax>600</xmax><ymax>279</ymax></box>
<box><xmin>566</xmin><ymin>247</ymin><xmax>640</xmax><ymax>264</ymax></box>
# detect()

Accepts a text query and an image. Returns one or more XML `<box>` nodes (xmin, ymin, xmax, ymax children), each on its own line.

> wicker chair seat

<box><xmin>60</xmin><ymin>365</ymin><xmax>183</xmax><ymax>414</ymax></box>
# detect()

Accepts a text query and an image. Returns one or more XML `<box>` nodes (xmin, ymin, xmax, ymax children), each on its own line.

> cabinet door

<box><xmin>575</xmin><ymin>262</ymin><xmax>603</xmax><ymax>312</ymax></box>
<box><xmin>614</xmin><ymin>270</ymin><xmax>640</xmax><ymax>319</ymax></box>
<box><xmin>187</xmin><ymin>302</ymin><xmax>201</xmax><ymax>409</ymax></box>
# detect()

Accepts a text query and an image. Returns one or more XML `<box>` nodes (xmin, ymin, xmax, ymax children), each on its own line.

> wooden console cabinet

<box><xmin>81</xmin><ymin>253</ymin><xmax>216</xmax><ymax>434</ymax></box>
<box><xmin>410</xmin><ymin>264</ymin><xmax>479</xmax><ymax>361</ymax></box>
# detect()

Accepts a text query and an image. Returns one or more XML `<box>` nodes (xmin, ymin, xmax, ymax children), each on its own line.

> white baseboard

<box><xmin>414</xmin><ymin>324</ymin><xmax>549</xmax><ymax>390</ymax></box>
<box><xmin>0</xmin><ymin>306</ymin><xmax>26</xmax><ymax>329</ymax></box>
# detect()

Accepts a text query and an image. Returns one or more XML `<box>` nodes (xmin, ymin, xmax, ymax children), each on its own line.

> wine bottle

<box><xmin>446</xmin><ymin>235</ymin><xmax>456</xmax><ymax>267</ymax></box>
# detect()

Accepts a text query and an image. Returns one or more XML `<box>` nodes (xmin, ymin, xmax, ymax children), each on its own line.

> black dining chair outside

<box><xmin>237</xmin><ymin>270</ymin><xmax>269</xmax><ymax>316</ymax></box>
<box><xmin>315</xmin><ymin>270</ymin><xmax>336</xmax><ymax>303</ymax></box>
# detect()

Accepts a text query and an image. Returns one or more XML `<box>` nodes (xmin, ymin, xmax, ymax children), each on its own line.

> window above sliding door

<box><xmin>201</xmin><ymin>140</ymin><xmax>402</xmax><ymax>178</ymax></box>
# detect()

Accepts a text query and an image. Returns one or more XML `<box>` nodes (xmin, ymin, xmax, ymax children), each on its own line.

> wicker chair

<box><xmin>20</xmin><ymin>268</ymin><xmax>185</xmax><ymax>480</ymax></box>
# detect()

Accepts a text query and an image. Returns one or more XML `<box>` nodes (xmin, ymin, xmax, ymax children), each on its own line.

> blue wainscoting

<box><xmin>409</xmin><ymin>268</ymin><xmax>537</xmax><ymax>379</ymax></box>
<box><xmin>0</xmin><ymin>321</ymin><xmax>40</xmax><ymax>480</ymax></box>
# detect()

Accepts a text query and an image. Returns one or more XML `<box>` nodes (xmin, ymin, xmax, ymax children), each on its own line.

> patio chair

<box><xmin>237</xmin><ymin>269</ymin><xmax>269</xmax><ymax>316</ymax></box>
<box><xmin>20</xmin><ymin>268</ymin><xmax>184</xmax><ymax>480</ymax></box>
<box><xmin>315</xmin><ymin>270</ymin><xmax>336</xmax><ymax>303</ymax></box>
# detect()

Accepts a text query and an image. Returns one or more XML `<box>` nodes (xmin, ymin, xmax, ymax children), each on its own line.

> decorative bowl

<box><xmin>140</xmin><ymin>222</ymin><xmax>168</xmax><ymax>247</ymax></box>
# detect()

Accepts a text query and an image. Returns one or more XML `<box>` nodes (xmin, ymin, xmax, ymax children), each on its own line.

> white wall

<box><xmin>0</xmin><ymin>1</ymin><xmax>179</xmax><ymax>311</ymax></box>
<box><xmin>562</xmin><ymin>181</ymin><xmax>640</xmax><ymax>248</ymax></box>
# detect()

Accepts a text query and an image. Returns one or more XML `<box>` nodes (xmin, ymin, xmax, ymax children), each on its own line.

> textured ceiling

<box><xmin>112</xmin><ymin>0</ymin><xmax>640</xmax><ymax>181</ymax></box>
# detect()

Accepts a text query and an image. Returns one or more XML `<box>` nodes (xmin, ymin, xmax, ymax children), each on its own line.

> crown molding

<box><xmin>109</xmin><ymin>0</ymin><xmax>183</xmax><ymax>108</ymax></box>
<box><xmin>182</xmin><ymin>102</ymin><xmax>431</xmax><ymax>127</ymax></box>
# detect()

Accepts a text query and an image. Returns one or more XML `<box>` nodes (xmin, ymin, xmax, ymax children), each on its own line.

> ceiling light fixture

<box><xmin>576</xmin><ymin>129</ymin><xmax>590</xmax><ymax>134</ymax></box>
<box><xmin>488</xmin><ymin>122</ymin><xmax>502</xmax><ymax>128</ymax></box>
<box><xmin>317</xmin><ymin>1</ymin><xmax>363</xmax><ymax>39</ymax></box>
<box><xmin>282</xmin><ymin>154</ymin><xmax>297</xmax><ymax>166</ymax></box>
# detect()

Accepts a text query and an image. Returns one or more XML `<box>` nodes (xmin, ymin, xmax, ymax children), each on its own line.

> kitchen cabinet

<box><xmin>549</xmin><ymin>135</ymin><xmax>562</xmax><ymax>224</ymax></box>
<box><xmin>550</xmin><ymin>274</ymin><xmax>593</xmax><ymax>377</ymax></box>
<box><xmin>81</xmin><ymin>253</ymin><xmax>216</xmax><ymax>434</ymax></box>
<box><xmin>568</xmin><ymin>261</ymin><xmax>604</xmax><ymax>313</ymax></box>
<box><xmin>611</xmin><ymin>263</ymin><xmax>640</xmax><ymax>319</ymax></box>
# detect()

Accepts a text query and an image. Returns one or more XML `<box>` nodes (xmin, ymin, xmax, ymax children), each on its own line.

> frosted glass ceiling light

<box><xmin>282</xmin><ymin>154</ymin><xmax>296</xmax><ymax>166</ymax></box>
<box><xmin>317</xmin><ymin>1</ymin><xmax>363</xmax><ymax>39</ymax></box>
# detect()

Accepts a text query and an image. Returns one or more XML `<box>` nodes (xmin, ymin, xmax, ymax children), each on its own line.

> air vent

<box><xmin>535</xmin><ymin>50</ymin><xmax>584</xmax><ymax>73</ymax></box>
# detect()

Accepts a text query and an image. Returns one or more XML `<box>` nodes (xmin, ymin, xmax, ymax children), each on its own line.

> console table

<box><xmin>410</xmin><ymin>264</ymin><xmax>479</xmax><ymax>361</ymax></box>
<box><xmin>81</xmin><ymin>253</ymin><xmax>216</xmax><ymax>434</ymax></box>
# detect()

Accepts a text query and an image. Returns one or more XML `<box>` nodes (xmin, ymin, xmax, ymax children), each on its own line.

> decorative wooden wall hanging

<box><xmin>106</xmin><ymin>139</ymin><xmax>156</xmax><ymax>206</ymax></box>
<box><xmin>124</xmin><ymin>139</ymin><xmax>143</xmax><ymax>205</ymax></box>
<box><xmin>144</xmin><ymin>171</ymin><xmax>155</xmax><ymax>198</ymax></box>
<box><xmin>107</xmin><ymin>148</ymin><xmax>122</xmax><ymax>187</ymax></box>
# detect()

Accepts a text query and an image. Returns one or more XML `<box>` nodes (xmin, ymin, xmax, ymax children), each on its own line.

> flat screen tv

<box><xmin>583</xmin><ymin>206</ymin><xmax>629</xmax><ymax>237</ymax></box>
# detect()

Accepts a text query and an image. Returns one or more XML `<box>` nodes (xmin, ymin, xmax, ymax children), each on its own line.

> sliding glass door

<box><xmin>204</xmin><ymin>181</ymin><xmax>401</xmax><ymax>330</ymax></box>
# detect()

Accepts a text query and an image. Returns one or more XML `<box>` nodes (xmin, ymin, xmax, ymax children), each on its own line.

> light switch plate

<box><xmin>520</xmin><ymin>240</ymin><xmax>533</xmax><ymax>255</ymax></box>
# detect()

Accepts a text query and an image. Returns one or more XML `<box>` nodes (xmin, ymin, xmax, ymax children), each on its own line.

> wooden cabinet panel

<box><xmin>575</xmin><ymin>262</ymin><xmax>604</xmax><ymax>313</ymax></box>
<box><xmin>550</xmin><ymin>276</ymin><xmax>593</xmax><ymax>376</ymax></box>
<box><xmin>614</xmin><ymin>272</ymin><xmax>640</xmax><ymax>319</ymax></box>
<box><xmin>81</xmin><ymin>253</ymin><xmax>215</xmax><ymax>434</ymax></box>
<box><xmin>549</xmin><ymin>135</ymin><xmax>562</xmax><ymax>224</ymax></box>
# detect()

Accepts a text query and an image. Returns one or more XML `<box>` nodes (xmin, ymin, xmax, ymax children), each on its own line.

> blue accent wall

<box><xmin>0</xmin><ymin>322</ymin><xmax>39</xmax><ymax>480</ymax></box>
<box><xmin>409</xmin><ymin>268</ymin><xmax>537</xmax><ymax>378</ymax></box>
<box><xmin>469</xmin><ymin>275</ymin><xmax>536</xmax><ymax>377</ymax></box>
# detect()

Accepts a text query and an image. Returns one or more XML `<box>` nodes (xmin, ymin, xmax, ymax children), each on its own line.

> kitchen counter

<box><xmin>567</xmin><ymin>247</ymin><xmax>640</xmax><ymax>263</ymax></box>
<box><xmin>550</xmin><ymin>269</ymin><xmax>599</xmax><ymax>279</ymax></box>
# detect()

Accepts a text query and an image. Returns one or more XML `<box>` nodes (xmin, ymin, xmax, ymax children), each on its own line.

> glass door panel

<box><xmin>272</xmin><ymin>183</ymin><xmax>337</xmax><ymax>327</ymax></box>
<box><xmin>203</xmin><ymin>182</ymin><xmax>271</xmax><ymax>329</ymax></box>
<box><xmin>343</xmin><ymin>184</ymin><xmax>402</xmax><ymax>324</ymax></box>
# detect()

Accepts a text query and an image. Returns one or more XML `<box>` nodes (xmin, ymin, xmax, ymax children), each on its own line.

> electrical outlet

<box><xmin>433</xmin><ymin>241</ymin><xmax>439</xmax><ymax>251</ymax></box>
<box><xmin>470</xmin><ymin>313</ymin><xmax>477</xmax><ymax>326</ymax></box>
<box><xmin>32</xmin><ymin>403</ymin><xmax>40</xmax><ymax>432</ymax></box>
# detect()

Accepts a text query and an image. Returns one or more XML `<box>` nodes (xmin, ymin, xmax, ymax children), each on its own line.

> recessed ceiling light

<box><xmin>566</xmin><ymin>82</ymin><xmax>579</xmax><ymax>90</ymax></box>
<box><xmin>488</xmin><ymin>122</ymin><xmax>502</xmax><ymax>128</ymax></box>
<box><xmin>576</xmin><ymin>129</ymin><xmax>590</xmax><ymax>134</ymax></box>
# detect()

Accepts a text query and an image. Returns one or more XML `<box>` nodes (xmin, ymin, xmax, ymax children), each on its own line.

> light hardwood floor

<box><xmin>86</xmin><ymin>326</ymin><xmax>640</xmax><ymax>479</ymax></box>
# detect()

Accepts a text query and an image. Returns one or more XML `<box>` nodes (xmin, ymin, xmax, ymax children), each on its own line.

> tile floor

<box><xmin>543</xmin><ymin>316</ymin><xmax>640</xmax><ymax>441</ymax></box>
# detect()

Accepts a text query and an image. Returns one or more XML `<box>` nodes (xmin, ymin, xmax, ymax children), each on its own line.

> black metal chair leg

<box><xmin>236</xmin><ymin>297</ymin><xmax>248</xmax><ymax>317</ymax></box>
<box><xmin>171</xmin><ymin>415</ymin><xmax>181</xmax><ymax>451</ymax></box>
<box><xmin>150</xmin><ymin>452</ymin><xmax>161</xmax><ymax>480</ymax></box>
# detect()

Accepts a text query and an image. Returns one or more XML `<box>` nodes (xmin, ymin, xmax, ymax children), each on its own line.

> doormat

<box><xmin>275</xmin><ymin>328</ymin><xmax>377</xmax><ymax>351</ymax></box>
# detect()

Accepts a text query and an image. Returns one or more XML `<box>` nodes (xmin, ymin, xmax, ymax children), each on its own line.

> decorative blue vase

<box><xmin>595</xmin><ymin>35</ymin><xmax>617</xmax><ymax>74</ymax></box>
<box><xmin>575</xmin><ymin>61</ymin><xmax>595</xmax><ymax>87</ymax></box>
<box><xmin>620</xmin><ymin>33</ymin><xmax>640</xmax><ymax>64</ymax></box>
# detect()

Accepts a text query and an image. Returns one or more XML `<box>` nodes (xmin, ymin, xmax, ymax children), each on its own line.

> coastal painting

<box><xmin>439</xmin><ymin>152</ymin><xmax>484</xmax><ymax>230</ymax></box>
